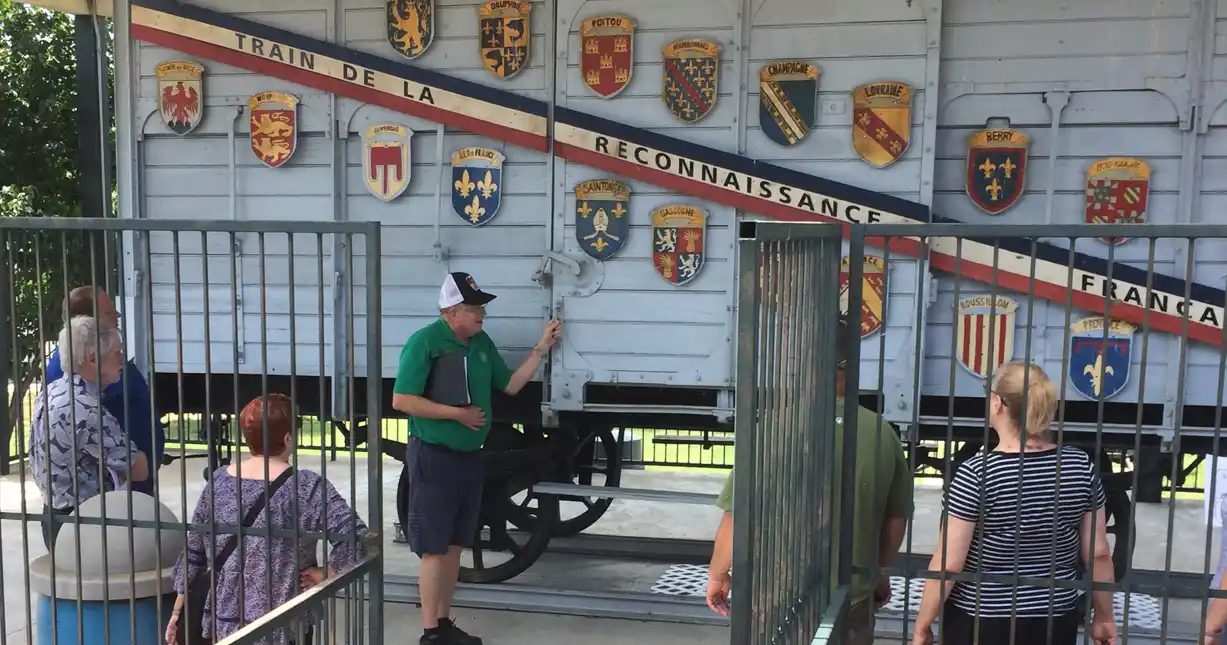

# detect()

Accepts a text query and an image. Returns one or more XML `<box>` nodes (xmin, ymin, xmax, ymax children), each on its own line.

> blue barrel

<box><xmin>36</xmin><ymin>594</ymin><xmax>176</xmax><ymax>645</ymax></box>
<box><xmin>30</xmin><ymin>492</ymin><xmax>185</xmax><ymax>645</ymax></box>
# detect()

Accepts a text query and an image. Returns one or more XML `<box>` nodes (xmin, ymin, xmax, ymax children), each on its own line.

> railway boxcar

<box><xmin>87</xmin><ymin>0</ymin><xmax>1227</xmax><ymax>582</ymax></box>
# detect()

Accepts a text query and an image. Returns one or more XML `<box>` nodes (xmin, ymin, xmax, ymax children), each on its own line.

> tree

<box><xmin>0</xmin><ymin>0</ymin><xmax>111</xmax><ymax>450</ymax></box>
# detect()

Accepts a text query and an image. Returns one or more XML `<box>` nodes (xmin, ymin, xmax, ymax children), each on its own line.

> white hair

<box><xmin>57</xmin><ymin>315</ymin><xmax>121</xmax><ymax>372</ymax></box>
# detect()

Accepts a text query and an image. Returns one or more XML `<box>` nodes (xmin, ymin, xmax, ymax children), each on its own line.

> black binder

<box><xmin>425</xmin><ymin>351</ymin><xmax>471</xmax><ymax>406</ymax></box>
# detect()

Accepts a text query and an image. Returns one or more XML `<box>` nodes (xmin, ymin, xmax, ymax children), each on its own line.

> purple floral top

<box><xmin>172</xmin><ymin>467</ymin><xmax>368</xmax><ymax>645</ymax></box>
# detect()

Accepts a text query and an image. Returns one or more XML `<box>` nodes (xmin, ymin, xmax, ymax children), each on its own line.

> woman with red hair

<box><xmin>166</xmin><ymin>393</ymin><xmax>369</xmax><ymax>645</ymax></box>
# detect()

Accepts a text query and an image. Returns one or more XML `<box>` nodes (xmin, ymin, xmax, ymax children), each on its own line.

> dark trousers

<box><xmin>40</xmin><ymin>505</ymin><xmax>74</xmax><ymax>550</ymax></box>
<box><xmin>404</xmin><ymin>437</ymin><xmax>484</xmax><ymax>556</ymax></box>
<box><xmin>939</xmin><ymin>600</ymin><xmax>1081</xmax><ymax>645</ymax></box>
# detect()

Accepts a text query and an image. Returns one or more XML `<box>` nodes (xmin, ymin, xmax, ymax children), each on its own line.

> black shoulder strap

<box><xmin>211</xmin><ymin>468</ymin><xmax>294</xmax><ymax>571</ymax></box>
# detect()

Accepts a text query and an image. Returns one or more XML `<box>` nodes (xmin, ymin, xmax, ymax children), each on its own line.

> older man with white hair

<box><xmin>29</xmin><ymin>315</ymin><xmax>150</xmax><ymax>548</ymax></box>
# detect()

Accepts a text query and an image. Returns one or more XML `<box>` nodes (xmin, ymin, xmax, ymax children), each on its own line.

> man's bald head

<box><xmin>64</xmin><ymin>287</ymin><xmax>118</xmax><ymax>328</ymax></box>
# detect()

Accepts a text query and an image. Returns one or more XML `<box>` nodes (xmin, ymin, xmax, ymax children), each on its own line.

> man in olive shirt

<box><xmin>706</xmin><ymin>316</ymin><xmax>913</xmax><ymax>645</ymax></box>
<box><xmin>392</xmin><ymin>272</ymin><xmax>561</xmax><ymax>645</ymax></box>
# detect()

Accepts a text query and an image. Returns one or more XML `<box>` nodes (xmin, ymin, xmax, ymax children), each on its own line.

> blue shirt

<box><xmin>30</xmin><ymin>374</ymin><xmax>139</xmax><ymax>509</ymax></box>
<box><xmin>46</xmin><ymin>348</ymin><xmax>165</xmax><ymax>495</ymax></box>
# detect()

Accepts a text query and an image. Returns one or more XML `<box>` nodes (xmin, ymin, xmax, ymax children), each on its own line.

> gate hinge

<box><xmin>533</xmin><ymin>251</ymin><xmax>580</xmax><ymax>287</ymax></box>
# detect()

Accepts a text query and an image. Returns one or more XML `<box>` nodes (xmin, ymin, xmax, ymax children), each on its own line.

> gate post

<box><xmin>0</xmin><ymin>242</ymin><xmax>10</xmax><ymax>475</ymax></box>
<box><xmin>729</xmin><ymin>220</ymin><xmax>853</xmax><ymax>645</ymax></box>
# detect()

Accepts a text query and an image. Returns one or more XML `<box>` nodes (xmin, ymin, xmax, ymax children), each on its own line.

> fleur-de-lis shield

<box><xmin>966</xmin><ymin>129</ymin><xmax>1029</xmax><ymax>215</ymax></box>
<box><xmin>662</xmin><ymin>39</ymin><xmax>720</xmax><ymax>124</ymax></box>
<box><xmin>1069</xmin><ymin>316</ymin><xmax>1134</xmax><ymax>401</ymax></box>
<box><xmin>451</xmin><ymin>146</ymin><xmax>504</xmax><ymax>226</ymax></box>
<box><xmin>651</xmin><ymin>205</ymin><xmax>706</xmax><ymax>286</ymax></box>
<box><xmin>478</xmin><ymin>0</ymin><xmax>531</xmax><ymax>80</ymax></box>
<box><xmin>574</xmin><ymin>179</ymin><xmax>630</xmax><ymax>260</ymax></box>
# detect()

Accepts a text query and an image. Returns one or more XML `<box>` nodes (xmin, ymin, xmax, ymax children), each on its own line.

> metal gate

<box><xmin>729</xmin><ymin>220</ymin><xmax>855</xmax><ymax>645</ymax></box>
<box><xmin>0</xmin><ymin>216</ymin><xmax>383</xmax><ymax>645</ymax></box>
<box><xmin>734</xmin><ymin>219</ymin><xmax>1227</xmax><ymax>644</ymax></box>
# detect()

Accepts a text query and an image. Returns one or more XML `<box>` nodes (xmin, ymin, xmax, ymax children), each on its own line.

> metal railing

<box><xmin>840</xmin><ymin>222</ymin><xmax>1227</xmax><ymax>644</ymax></box>
<box><xmin>730</xmin><ymin>221</ymin><xmax>850</xmax><ymax>645</ymax></box>
<box><xmin>0</xmin><ymin>216</ymin><xmax>383</xmax><ymax>645</ymax></box>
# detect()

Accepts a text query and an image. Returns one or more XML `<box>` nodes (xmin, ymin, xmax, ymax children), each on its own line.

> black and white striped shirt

<box><xmin>942</xmin><ymin>445</ymin><xmax>1107</xmax><ymax>618</ymax></box>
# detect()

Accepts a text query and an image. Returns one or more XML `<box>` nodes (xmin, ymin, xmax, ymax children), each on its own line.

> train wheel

<box><xmin>459</xmin><ymin>482</ymin><xmax>559</xmax><ymax>584</ymax></box>
<box><xmin>505</xmin><ymin>424</ymin><xmax>623</xmax><ymax>538</ymax></box>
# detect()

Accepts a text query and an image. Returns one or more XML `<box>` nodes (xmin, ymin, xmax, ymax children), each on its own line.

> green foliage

<box><xmin>1</xmin><ymin>0</ymin><xmax>114</xmax><ymax>430</ymax></box>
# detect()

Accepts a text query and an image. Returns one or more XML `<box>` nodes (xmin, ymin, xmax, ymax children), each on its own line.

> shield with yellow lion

<box><xmin>248</xmin><ymin>91</ymin><xmax>298</xmax><ymax>169</ymax></box>
<box><xmin>387</xmin><ymin>0</ymin><xmax>434</xmax><ymax>59</ymax></box>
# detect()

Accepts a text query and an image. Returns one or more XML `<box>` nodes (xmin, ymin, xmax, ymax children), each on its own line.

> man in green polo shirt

<box><xmin>391</xmin><ymin>271</ymin><xmax>561</xmax><ymax>645</ymax></box>
<box><xmin>705</xmin><ymin>316</ymin><xmax>912</xmax><ymax>645</ymax></box>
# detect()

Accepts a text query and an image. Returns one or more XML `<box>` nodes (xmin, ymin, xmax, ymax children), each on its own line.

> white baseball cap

<box><xmin>439</xmin><ymin>272</ymin><xmax>497</xmax><ymax>309</ymax></box>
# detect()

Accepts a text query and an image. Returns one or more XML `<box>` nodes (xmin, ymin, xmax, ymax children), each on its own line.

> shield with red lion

<box><xmin>156</xmin><ymin>61</ymin><xmax>204</xmax><ymax>135</ymax></box>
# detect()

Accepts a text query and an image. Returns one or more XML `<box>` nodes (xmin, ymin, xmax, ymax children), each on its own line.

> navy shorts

<box><xmin>405</xmin><ymin>436</ymin><xmax>484</xmax><ymax>556</ymax></box>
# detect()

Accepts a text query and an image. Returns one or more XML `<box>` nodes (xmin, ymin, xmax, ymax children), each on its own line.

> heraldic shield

<box><xmin>575</xmin><ymin>179</ymin><xmax>630</xmax><ymax>261</ymax></box>
<box><xmin>478</xmin><ymin>0</ymin><xmax>531</xmax><ymax>79</ymax></box>
<box><xmin>966</xmin><ymin>129</ymin><xmax>1029</xmax><ymax>215</ymax></box>
<box><xmin>954</xmin><ymin>295</ymin><xmax>1017</xmax><ymax>379</ymax></box>
<box><xmin>662</xmin><ymin>39</ymin><xmax>720</xmax><ymax>124</ymax></box>
<box><xmin>580</xmin><ymin>15</ymin><xmax>634</xmax><ymax>98</ymax></box>
<box><xmin>451</xmin><ymin>146</ymin><xmax>504</xmax><ymax>227</ymax></box>
<box><xmin>157</xmin><ymin>61</ymin><xmax>204</xmax><ymax>136</ymax></box>
<box><xmin>249</xmin><ymin>92</ymin><xmax>298</xmax><ymax>169</ymax></box>
<box><xmin>758</xmin><ymin>61</ymin><xmax>819</xmax><ymax>147</ymax></box>
<box><xmin>363</xmin><ymin>124</ymin><xmax>412</xmax><ymax>202</ymax></box>
<box><xmin>1070</xmin><ymin>316</ymin><xmax>1134</xmax><ymax>401</ymax></box>
<box><xmin>1085</xmin><ymin>157</ymin><xmax>1150</xmax><ymax>246</ymax></box>
<box><xmin>851</xmin><ymin>81</ymin><xmax>912</xmax><ymax>168</ymax></box>
<box><xmin>839</xmin><ymin>255</ymin><xmax>887</xmax><ymax>338</ymax></box>
<box><xmin>387</xmin><ymin>0</ymin><xmax>434</xmax><ymax>60</ymax></box>
<box><xmin>651</xmin><ymin>205</ymin><xmax>706</xmax><ymax>286</ymax></box>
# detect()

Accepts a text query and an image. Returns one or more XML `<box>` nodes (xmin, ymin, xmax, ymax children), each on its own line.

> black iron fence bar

<box><xmin>841</xmin><ymin>228</ymin><xmax>866</xmax><ymax>593</ymax></box>
<box><xmin>0</xmin><ymin>217</ymin><xmax>376</xmax><ymax>235</ymax></box>
<box><xmin>850</xmin><ymin>565</ymin><xmax>1227</xmax><ymax>600</ymax></box>
<box><xmin>730</xmin><ymin>230</ymin><xmax>764</xmax><ymax>645</ymax></box>
<box><xmin>0</xmin><ymin>512</ymin><xmax>348</xmax><ymax>541</ymax></box>
<box><xmin>363</xmin><ymin>206</ymin><xmax>385</xmax><ymax>645</ymax></box>
<box><xmin>213</xmin><ymin>553</ymin><xmax>379</xmax><ymax>645</ymax></box>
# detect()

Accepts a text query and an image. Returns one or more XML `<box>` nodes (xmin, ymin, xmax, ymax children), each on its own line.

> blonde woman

<box><xmin>912</xmin><ymin>361</ymin><xmax>1118</xmax><ymax>645</ymax></box>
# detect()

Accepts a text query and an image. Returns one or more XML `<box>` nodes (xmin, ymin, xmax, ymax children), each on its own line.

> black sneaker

<box><xmin>420</xmin><ymin>632</ymin><xmax>448</xmax><ymax>644</ymax></box>
<box><xmin>438</xmin><ymin>618</ymin><xmax>482</xmax><ymax>645</ymax></box>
